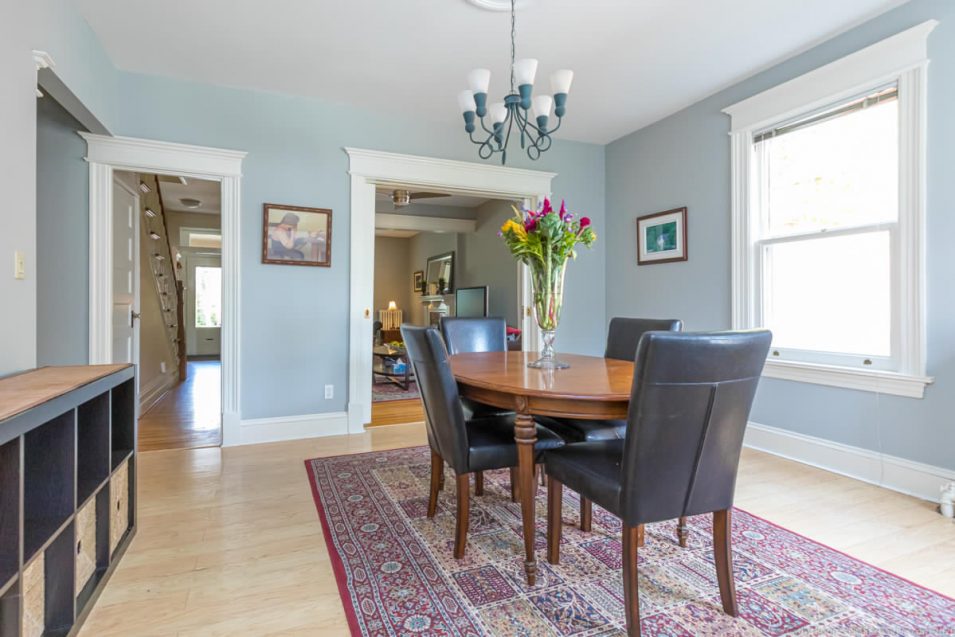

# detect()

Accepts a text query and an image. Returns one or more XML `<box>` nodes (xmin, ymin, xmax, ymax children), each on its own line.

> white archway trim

<box><xmin>345</xmin><ymin>148</ymin><xmax>555</xmax><ymax>433</ymax></box>
<box><xmin>81</xmin><ymin>134</ymin><xmax>246</xmax><ymax>445</ymax></box>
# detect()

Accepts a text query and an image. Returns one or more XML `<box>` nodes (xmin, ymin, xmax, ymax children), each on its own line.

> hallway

<box><xmin>139</xmin><ymin>359</ymin><xmax>222</xmax><ymax>451</ymax></box>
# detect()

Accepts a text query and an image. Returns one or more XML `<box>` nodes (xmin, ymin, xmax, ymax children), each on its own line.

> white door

<box><xmin>185</xmin><ymin>254</ymin><xmax>222</xmax><ymax>356</ymax></box>
<box><xmin>111</xmin><ymin>177</ymin><xmax>140</xmax><ymax>366</ymax></box>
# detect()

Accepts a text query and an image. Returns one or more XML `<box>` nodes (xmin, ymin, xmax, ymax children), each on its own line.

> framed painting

<box><xmin>413</xmin><ymin>270</ymin><xmax>424</xmax><ymax>293</ymax></box>
<box><xmin>636</xmin><ymin>207</ymin><xmax>687</xmax><ymax>265</ymax></box>
<box><xmin>262</xmin><ymin>203</ymin><xmax>332</xmax><ymax>266</ymax></box>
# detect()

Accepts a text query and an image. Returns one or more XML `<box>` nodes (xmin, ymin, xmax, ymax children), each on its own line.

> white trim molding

<box><xmin>745</xmin><ymin>421</ymin><xmax>955</xmax><ymax>503</ymax></box>
<box><xmin>139</xmin><ymin>368</ymin><xmax>178</xmax><ymax>414</ymax></box>
<box><xmin>724</xmin><ymin>21</ymin><xmax>936</xmax><ymax>399</ymax></box>
<box><xmin>238</xmin><ymin>411</ymin><xmax>349</xmax><ymax>446</ymax></box>
<box><xmin>81</xmin><ymin>133</ymin><xmax>247</xmax><ymax>445</ymax></box>
<box><xmin>345</xmin><ymin>148</ymin><xmax>554</xmax><ymax>433</ymax></box>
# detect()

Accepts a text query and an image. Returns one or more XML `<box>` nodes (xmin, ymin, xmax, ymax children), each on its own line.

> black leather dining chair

<box><xmin>400</xmin><ymin>325</ymin><xmax>564</xmax><ymax>559</ymax></box>
<box><xmin>543</xmin><ymin>330</ymin><xmax>771</xmax><ymax>636</ymax></box>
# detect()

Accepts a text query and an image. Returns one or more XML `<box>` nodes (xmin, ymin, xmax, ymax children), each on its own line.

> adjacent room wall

<box><xmin>604</xmin><ymin>0</ymin><xmax>955</xmax><ymax>471</ymax></box>
<box><xmin>407</xmin><ymin>232</ymin><xmax>459</xmax><ymax>326</ymax></box>
<box><xmin>166</xmin><ymin>210</ymin><xmax>220</xmax><ymax>256</ymax></box>
<box><xmin>457</xmin><ymin>199</ymin><xmax>521</xmax><ymax>327</ymax></box>
<box><xmin>35</xmin><ymin>94</ymin><xmax>89</xmax><ymax>366</ymax></box>
<box><xmin>373</xmin><ymin>237</ymin><xmax>412</xmax><ymax>322</ymax></box>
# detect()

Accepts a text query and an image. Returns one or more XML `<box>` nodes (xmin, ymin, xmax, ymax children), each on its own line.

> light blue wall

<box><xmin>605</xmin><ymin>0</ymin><xmax>955</xmax><ymax>470</ymax></box>
<box><xmin>35</xmin><ymin>95</ymin><xmax>89</xmax><ymax>366</ymax></box>
<box><xmin>111</xmin><ymin>72</ymin><xmax>606</xmax><ymax>419</ymax></box>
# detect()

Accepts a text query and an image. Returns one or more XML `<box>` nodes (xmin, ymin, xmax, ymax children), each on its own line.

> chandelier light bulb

<box><xmin>550</xmin><ymin>69</ymin><xmax>574</xmax><ymax>95</ymax></box>
<box><xmin>532</xmin><ymin>95</ymin><xmax>553</xmax><ymax>119</ymax></box>
<box><xmin>490</xmin><ymin>102</ymin><xmax>508</xmax><ymax>124</ymax></box>
<box><xmin>467</xmin><ymin>68</ymin><xmax>491</xmax><ymax>94</ymax></box>
<box><xmin>458</xmin><ymin>90</ymin><xmax>476</xmax><ymax>114</ymax></box>
<box><xmin>513</xmin><ymin>58</ymin><xmax>538</xmax><ymax>87</ymax></box>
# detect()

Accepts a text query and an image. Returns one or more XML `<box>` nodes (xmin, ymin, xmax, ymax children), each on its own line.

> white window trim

<box><xmin>724</xmin><ymin>20</ymin><xmax>937</xmax><ymax>399</ymax></box>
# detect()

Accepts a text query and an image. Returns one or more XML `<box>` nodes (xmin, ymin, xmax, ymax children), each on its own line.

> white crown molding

<box><xmin>32</xmin><ymin>50</ymin><xmax>54</xmax><ymax>70</ymax></box>
<box><xmin>375</xmin><ymin>213</ymin><xmax>477</xmax><ymax>234</ymax></box>
<box><xmin>237</xmin><ymin>411</ymin><xmax>349</xmax><ymax>446</ymax></box>
<box><xmin>745</xmin><ymin>421</ymin><xmax>955</xmax><ymax>503</ymax></box>
<box><xmin>723</xmin><ymin>20</ymin><xmax>938</xmax><ymax>132</ymax></box>
<box><xmin>81</xmin><ymin>133</ymin><xmax>247</xmax><ymax>178</ymax></box>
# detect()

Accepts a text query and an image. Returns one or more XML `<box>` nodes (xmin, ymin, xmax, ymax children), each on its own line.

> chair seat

<box><xmin>467</xmin><ymin>416</ymin><xmax>564</xmax><ymax>473</ymax></box>
<box><xmin>544</xmin><ymin>440</ymin><xmax>624</xmax><ymax>515</ymax></box>
<box><xmin>537</xmin><ymin>417</ymin><xmax>626</xmax><ymax>443</ymax></box>
<box><xmin>461</xmin><ymin>397</ymin><xmax>514</xmax><ymax>420</ymax></box>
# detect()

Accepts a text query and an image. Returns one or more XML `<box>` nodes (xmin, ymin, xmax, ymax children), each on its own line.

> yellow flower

<box><xmin>501</xmin><ymin>219</ymin><xmax>527</xmax><ymax>240</ymax></box>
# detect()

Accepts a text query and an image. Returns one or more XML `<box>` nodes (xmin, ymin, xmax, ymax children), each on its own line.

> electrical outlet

<box><xmin>13</xmin><ymin>251</ymin><xmax>25</xmax><ymax>280</ymax></box>
<box><xmin>324</xmin><ymin>384</ymin><xmax>334</xmax><ymax>400</ymax></box>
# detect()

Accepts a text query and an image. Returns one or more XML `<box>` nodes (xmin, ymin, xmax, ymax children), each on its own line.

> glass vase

<box><xmin>528</xmin><ymin>259</ymin><xmax>570</xmax><ymax>369</ymax></box>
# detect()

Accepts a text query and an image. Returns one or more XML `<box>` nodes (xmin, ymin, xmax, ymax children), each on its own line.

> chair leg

<box><xmin>580</xmin><ymin>497</ymin><xmax>592</xmax><ymax>532</ymax></box>
<box><xmin>474</xmin><ymin>470</ymin><xmax>484</xmax><ymax>496</ymax></box>
<box><xmin>677</xmin><ymin>516</ymin><xmax>689</xmax><ymax>547</ymax></box>
<box><xmin>637</xmin><ymin>524</ymin><xmax>645</xmax><ymax>548</ymax></box>
<box><xmin>713</xmin><ymin>509</ymin><xmax>738</xmax><ymax>617</ymax></box>
<box><xmin>454</xmin><ymin>474</ymin><xmax>471</xmax><ymax>559</ymax></box>
<box><xmin>538</xmin><ymin>463</ymin><xmax>546</xmax><ymax>486</ymax></box>
<box><xmin>438</xmin><ymin>468</ymin><xmax>445</xmax><ymax>491</ymax></box>
<box><xmin>623</xmin><ymin>524</ymin><xmax>642</xmax><ymax>637</ymax></box>
<box><xmin>427</xmin><ymin>449</ymin><xmax>442</xmax><ymax>518</ymax></box>
<box><xmin>510</xmin><ymin>467</ymin><xmax>519</xmax><ymax>503</ymax></box>
<box><xmin>547</xmin><ymin>476</ymin><xmax>563</xmax><ymax>564</ymax></box>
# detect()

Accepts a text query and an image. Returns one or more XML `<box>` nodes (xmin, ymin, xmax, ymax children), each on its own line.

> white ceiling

<box><xmin>76</xmin><ymin>0</ymin><xmax>903</xmax><ymax>144</ymax></box>
<box><xmin>158</xmin><ymin>178</ymin><xmax>221</xmax><ymax>215</ymax></box>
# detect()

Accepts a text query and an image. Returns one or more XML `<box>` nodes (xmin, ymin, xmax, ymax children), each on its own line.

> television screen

<box><xmin>455</xmin><ymin>286</ymin><xmax>488</xmax><ymax>318</ymax></box>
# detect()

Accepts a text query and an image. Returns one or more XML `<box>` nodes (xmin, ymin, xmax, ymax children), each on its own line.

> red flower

<box><xmin>541</xmin><ymin>198</ymin><xmax>553</xmax><ymax>214</ymax></box>
<box><xmin>580</xmin><ymin>216</ymin><xmax>591</xmax><ymax>228</ymax></box>
<box><xmin>524</xmin><ymin>217</ymin><xmax>537</xmax><ymax>232</ymax></box>
<box><xmin>559</xmin><ymin>200</ymin><xmax>567</xmax><ymax>220</ymax></box>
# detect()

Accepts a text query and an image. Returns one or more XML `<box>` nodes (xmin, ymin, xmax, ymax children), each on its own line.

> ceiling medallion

<box><xmin>457</xmin><ymin>0</ymin><xmax>572</xmax><ymax>164</ymax></box>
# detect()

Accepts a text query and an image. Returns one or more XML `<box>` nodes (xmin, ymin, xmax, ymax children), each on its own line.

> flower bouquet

<box><xmin>499</xmin><ymin>198</ymin><xmax>596</xmax><ymax>368</ymax></box>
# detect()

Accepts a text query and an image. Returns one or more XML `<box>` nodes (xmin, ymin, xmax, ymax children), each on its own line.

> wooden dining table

<box><xmin>450</xmin><ymin>351</ymin><xmax>634</xmax><ymax>586</ymax></box>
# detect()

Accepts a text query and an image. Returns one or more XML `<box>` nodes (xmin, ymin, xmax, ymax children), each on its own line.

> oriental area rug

<box><xmin>305</xmin><ymin>446</ymin><xmax>955</xmax><ymax>636</ymax></box>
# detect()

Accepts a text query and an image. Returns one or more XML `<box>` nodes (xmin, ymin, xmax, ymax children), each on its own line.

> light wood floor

<box><xmin>369</xmin><ymin>398</ymin><xmax>424</xmax><ymax>426</ymax></box>
<box><xmin>80</xmin><ymin>422</ymin><xmax>955</xmax><ymax>636</ymax></box>
<box><xmin>138</xmin><ymin>359</ymin><xmax>222</xmax><ymax>452</ymax></box>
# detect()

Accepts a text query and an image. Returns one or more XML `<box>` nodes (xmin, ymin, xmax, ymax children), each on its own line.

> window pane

<box><xmin>763</xmin><ymin>232</ymin><xmax>890</xmax><ymax>357</ymax></box>
<box><xmin>762</xmin><ymin>98</ymin><xmax>898</xmax><ymax>235</ymax></box>
<box><xmin>195</xmin><ymin>266</ymin><xmax>222</xmax><ymax>328</ymax></box>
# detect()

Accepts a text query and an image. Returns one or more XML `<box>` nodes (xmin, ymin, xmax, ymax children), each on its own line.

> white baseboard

<box><xmin>744</xmin><ymin>421</ymin><xmax>955</xmax><ymax>503</ymax></box>
<box><xmin>139</xmin><ymin>369</ymin><xmax>178</xmax><ymax>414</ymax></box>
<box><xmin>233</xmin><ymin>411</ymin><xmax>349</xmax><ymax>446</ymax></box>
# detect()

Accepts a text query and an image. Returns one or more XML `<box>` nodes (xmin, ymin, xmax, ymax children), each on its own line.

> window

<box><xmin>724</xmin><ymin>21</ymin><xmax>935</xmax><ymax>398</ymax></box>
<box><xmin>194</xmin><ymin>266</ymin><xmax>222</xmax><ymax>328</ymax></box>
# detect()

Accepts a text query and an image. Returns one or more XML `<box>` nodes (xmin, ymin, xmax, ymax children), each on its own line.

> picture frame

<box><xmin>636</xmin><ymin>207</ymin><xmax>687</xmax><ymax>265</ymax></box>
<box><xmin>262</xmin><ymin>203</ymin><xmax>332</xmax><ymax>266</ymax></box>
<box><xmin>413</xmin><ymin>270</ymin><xmax>424</xmax><ymax>293</ymax></box>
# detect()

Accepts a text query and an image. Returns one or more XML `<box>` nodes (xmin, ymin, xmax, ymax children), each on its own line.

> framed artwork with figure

<box><xmin>636</xmin><ymin>207</ymin><xmax>687</xmax><ymax>265</ymax></box>
<box><xmin>262</xmin><ymin>203</ymin><xmax>332</xmax><ymax>266</ymax></box>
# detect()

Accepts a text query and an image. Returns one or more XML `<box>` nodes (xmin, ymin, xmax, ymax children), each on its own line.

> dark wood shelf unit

<box><xmin>0</xmin><ymin>439</ymin><xmax>18</xmax><ymax>586</ymax></box>
<box><xmin>76</xmin><ymin>394</ymin><xmax>109</xmax><ymax>505</ymax></box>
<box><xmin>23</xmin><ymin>412</ymin><xmax>75</xmax><ymax>563</ymax></box>
<box><xmin>0</xmin><ymin>365</ymin><xmax>136</xmax><ymax>637</ymax></box>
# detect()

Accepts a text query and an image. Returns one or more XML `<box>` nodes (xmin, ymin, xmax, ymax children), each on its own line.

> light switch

<box><xmin>325</xmin><ymin>385</ymin><xmax>334</xmax><ymax>399</ymax></box>
<box><xmin>14</xmin><ymin>251</ymin><xmax>25</xmax><ymax>279</ymax></box>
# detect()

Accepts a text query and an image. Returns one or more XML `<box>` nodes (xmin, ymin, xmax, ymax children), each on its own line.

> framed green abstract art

<box><xmin>636</xmin><ymin>207</ymin><xmax>687</xmax><ymax>265</ymax></box>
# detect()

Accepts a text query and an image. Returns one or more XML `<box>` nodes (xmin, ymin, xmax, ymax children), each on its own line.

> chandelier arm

<box><xmin>477</xmin><ymin>115</ymin><xmax>497</xmax><ymax>137</ymax></box>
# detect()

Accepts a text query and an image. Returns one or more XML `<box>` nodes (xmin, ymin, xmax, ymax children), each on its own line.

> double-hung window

<box><xmin>724</xmin><ymin>21</ymin><xmax>935</xmax><ymax>398</ymax></box>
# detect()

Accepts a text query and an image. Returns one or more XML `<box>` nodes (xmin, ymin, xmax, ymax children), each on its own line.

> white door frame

<box><xmin>112</xmin><ymin>172</ymin><xmax>141</xmax><ymax>401</ymax></box>
<box><xmin>81</xmin><ymin>134</ymin><xmax>246</xmax><ymax>445</ymax></box>
<box><xmin>345</xmin><ymin>148</ymin><xmax>555</xmax><ymax>433</ymax></box>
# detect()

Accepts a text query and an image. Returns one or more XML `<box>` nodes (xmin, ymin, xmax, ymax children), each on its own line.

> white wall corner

<box><xmin>744</xmin><ymin>421</ymin><xmax>955</xmax><ymax>503</ymax></box>
<box><xmin>235</xmin><ymin>412</ymin><xmax>349</xmax><ymax>446</ymax></box>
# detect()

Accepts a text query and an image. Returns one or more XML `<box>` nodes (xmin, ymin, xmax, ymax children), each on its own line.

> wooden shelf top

<box><xmin>0</xmin><ymin>364</ymin><xmax>131</xmax><ymax>423</ymax></box>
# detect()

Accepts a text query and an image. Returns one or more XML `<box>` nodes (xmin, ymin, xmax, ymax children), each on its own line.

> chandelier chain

<box><xmin>509</xmin><ymin>0</ymin><xmax>516</xmax><ymax>92</ymax></box>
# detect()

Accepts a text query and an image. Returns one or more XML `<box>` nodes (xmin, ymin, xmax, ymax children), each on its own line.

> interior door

<box><xmin>185</xmin><ymin>254</ymin><xmax>222</xmax><ymax>356</ymax></box>
<box><xmin>111</xmin><ymin>177</ymin><xmax>140</xmax><ymax>367</ymax></box>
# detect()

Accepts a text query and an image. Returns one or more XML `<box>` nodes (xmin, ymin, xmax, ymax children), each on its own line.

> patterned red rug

<box><xmin>305</xmin><ymin>446</ymin><xmax>955</xmax><ymax>636</ymax></box>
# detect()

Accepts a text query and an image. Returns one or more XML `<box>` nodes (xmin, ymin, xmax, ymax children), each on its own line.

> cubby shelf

<box><xmin>0</xmin><ymin>365</ymin><xmax>136</xmax><ymax>637</ymax></box>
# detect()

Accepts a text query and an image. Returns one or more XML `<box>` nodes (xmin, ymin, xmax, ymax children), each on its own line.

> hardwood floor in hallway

<box><xmin>79</xmin><ymin>421</ymin><xmax>955</xmax><ymax>636</ymax></box>
<box><xmin>139</xmin><ymin>359</ymin><xmax>222</xmax><ymax>452</ymax></box>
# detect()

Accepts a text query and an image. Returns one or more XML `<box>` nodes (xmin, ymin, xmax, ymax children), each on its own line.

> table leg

<box><xmin>515</xmin><ymin>412</ymin><xmax>538</xmax><ymax>586</ymax></box>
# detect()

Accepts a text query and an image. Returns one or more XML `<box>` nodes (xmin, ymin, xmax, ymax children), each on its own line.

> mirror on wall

<box><xmin>424</xmin><ymin>251</ymin><xmax>454</xmax><ymax>295</ymax></box>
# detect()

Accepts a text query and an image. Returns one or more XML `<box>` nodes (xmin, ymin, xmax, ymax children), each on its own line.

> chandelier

<box><xmin>457</xmin><ymin>0</ymin><xmax>573</xmax><ymax>164</ymax></box>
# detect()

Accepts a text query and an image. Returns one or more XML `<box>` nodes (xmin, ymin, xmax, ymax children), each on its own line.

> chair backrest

<box><xmin>605</xmin><ymin>317</ymin><xmax>683</xmax><ymax>361</ymax></box>
<box><xmin>400</xmin><ymin>325</ymin><xmax>470</xmax><ymax>473</ymax></box>
<box><xmin>439</xmin><ymin>317</ymin><xmax>507</xmax><ymax>355</ymax></box>
<box><xmin>619</xmin><ymin>330</ymin><xmax>771</xmax><ymax>526</ymax></box>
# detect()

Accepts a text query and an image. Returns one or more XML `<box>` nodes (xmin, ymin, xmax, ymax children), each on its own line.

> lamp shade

<box><xmin>467</xmin><ymin>68</ymin><xmax>491</xmax><ymax>93</ymax></box>
<box><xmin>532</xmin><ymin>95</ymin><xmax>553</xmax><ymax>119</ymax></box>
<box><xmin>550</xmin><ymin>69</ymin><xmax>574</xmax><ymax>94</ymax></box>
<box><xmin>458</xmin><ymin>90</ymin><xmax>476</xmax><ymax>113</ymax></box>
<box><xmin>490</xmin><ymin>102</ymin><xmax>508</xmax><ymax>123</ymax></box>
<box><xmin>387</xmin><ymin>301</ymin><xmax>398</xmax><ymax>311</ymax></box>
<box><xmin>513</xmin><ymin>58</ymin><xmax>538</xmax><ymax>86</ymax></box>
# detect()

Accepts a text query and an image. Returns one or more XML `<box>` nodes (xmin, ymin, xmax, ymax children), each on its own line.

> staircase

<box><xmin>140</xmin><ymin>174</ymin><xmax>187</xmax><ymax>381</ymax></box>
